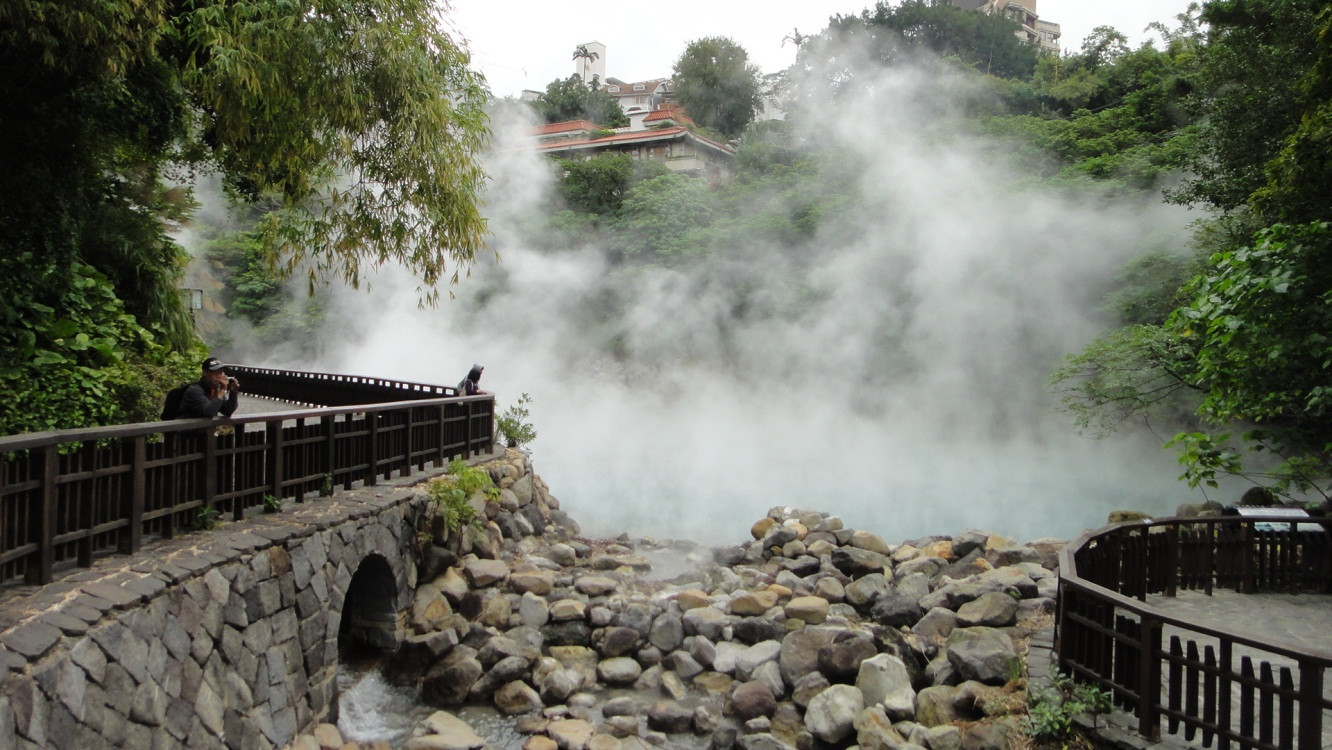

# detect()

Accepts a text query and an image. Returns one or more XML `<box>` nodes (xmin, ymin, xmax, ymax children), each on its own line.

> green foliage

<box><xmin>426</xmin><ymin>460</ymin><xmax>496</xmax><ymax>534</ymax></box>
<box><xmin>613</xmin><ymin>174</ymin><xmax>717</xmax><ymax>260</ymax></box>
<box><xmin>673</xmin><ymin>36</ymin><xmax>763</xmax><ymax>138</ymax></box>
<box><xmin>496</xmin><ymin>394</ymin><xmax>538</xmax><ymax>448</ymax></box>
<box><xmin>195</xmin><ymin>504</ymin><xmax>220</xmax><ymax>531</ymax></box>
<box><xmin>1166</xmin><ymin>222</ymin><xmax>1332</xmax><ymax>494</ymax></box>
<box><xmin>262</xmin><ymin>493</ymin><xmax>280</xmax><ymax>512</ymax></box>
<box><xmin>1251</xmin><ymin>8</ymin><xmax>1332</xmax><ymax>226</ymax></box>
<box><xmin>1175</xmin><ymin>0</ymin><xmax>1327</xmax><ymax>211</ymax></box>
<box><xmin>203</xmin><ymin>223</ymin><xmax>327</xmax><ymax>354</ymax></box>
<box><xmin>0</xmin><ymin>259</ymin><xmax>199</xmax><ymax>436</ymax></box>
<box><xmin>320</xmin><ymin>474</ymin><xmax>335</xmax><ymax>497</ymax></box>
<box><xmin>556</xmin><ymin>154</ymin><xmax>636</xmax><ymax>216</ymax></box>
<box><xmin>536</xmin><ymin>75</ymin><xmax>628</xmax><ymax>127</ymax></box>
<box><xmin>1026</xmin><ymin>670</ymin><xmax>1114</xmax><ymax>740</ymax></box>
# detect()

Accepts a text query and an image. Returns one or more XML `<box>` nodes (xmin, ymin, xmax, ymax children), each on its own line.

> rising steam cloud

<box><xmin>225</xmin><ymin>50</ymin><xmax>1222</xmax><ymax>546</ymax></box>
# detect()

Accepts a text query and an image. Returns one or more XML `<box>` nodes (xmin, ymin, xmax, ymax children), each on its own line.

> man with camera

<box><xmin>176</xmin><ymin>356</ymin><xmax>241</xmax><ymax>419</ymax></box>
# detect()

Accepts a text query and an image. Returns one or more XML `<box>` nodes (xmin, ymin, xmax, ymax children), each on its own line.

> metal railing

<box><xmin>0</xmin><ymin>366</ymin><xmax>493</xmax><ymax>587</ymax></box>
<box><xmin>1057</xmin><ymin>516</ymin><xmax>1332</xmax><ymax>749</ymax></box>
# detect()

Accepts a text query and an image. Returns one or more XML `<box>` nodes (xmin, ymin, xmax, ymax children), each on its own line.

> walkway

<box><xmin>1040</xmin><ymin>591</ymin><xmax>1332</xmax><ymax>749</ymax></box>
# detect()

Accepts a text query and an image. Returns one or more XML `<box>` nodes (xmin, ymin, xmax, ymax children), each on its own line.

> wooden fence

<box><xmin>1058</xmin><ymin>516</ymin><xmax>1332</xmax><ymax>749</ymax></box>
<box><xmin>0</xmin><ymin>366</ymin><xmax>493</xmax><ymax>587</ymax></box>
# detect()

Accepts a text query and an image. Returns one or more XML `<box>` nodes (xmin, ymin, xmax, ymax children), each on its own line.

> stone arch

<box><xmin>338</xmin><ymin>552</ymin><xmax>400</xmax><ymax>653</ymax></box>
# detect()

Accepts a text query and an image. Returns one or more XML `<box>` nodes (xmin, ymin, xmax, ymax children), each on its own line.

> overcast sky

<box><xmin>450</xmin><ymin>0</ymin><xmax>1198</xmax><ymax>98</ymax></box>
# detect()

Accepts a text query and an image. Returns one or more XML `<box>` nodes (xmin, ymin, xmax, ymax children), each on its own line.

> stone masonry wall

<box><xmin>0</xmin><ymin>483</ymin><xmax>428</xmax><ymax>750</ymax></box>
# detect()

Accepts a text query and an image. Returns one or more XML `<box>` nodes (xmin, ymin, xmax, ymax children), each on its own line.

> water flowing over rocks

<box><xmin>293</xmin><ymin>450</ymin><xmax>1064</xmax><ymax>749</ymax></box>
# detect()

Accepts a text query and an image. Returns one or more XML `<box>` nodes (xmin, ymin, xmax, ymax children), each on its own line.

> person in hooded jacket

<box><xmin>457</xmin><ymin>363</ymin><xmax>486</xmax><ymax>396</ymax></box>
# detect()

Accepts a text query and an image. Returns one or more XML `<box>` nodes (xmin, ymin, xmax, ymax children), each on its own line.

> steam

<box><xmin>221</xmin><ymin>54</ymin><xmax>1224</xmax><ymax>545</ymax></box>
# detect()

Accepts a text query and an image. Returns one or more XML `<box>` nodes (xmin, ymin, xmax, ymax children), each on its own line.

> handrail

<box><xmin>0</xmin><ymin>366</ymin><xmax>494</xmax><ymax>588</ymax></box>
<box><xmin>1057</xmin><ymin>515</ymin><xmax>1332</xmax><ymax>748</ymax></box>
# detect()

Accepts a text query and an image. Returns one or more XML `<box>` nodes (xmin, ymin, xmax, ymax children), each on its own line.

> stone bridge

<box><xmin>0</xmin><ymin>469</ymin><xmax>446</xmax><ymax>749</ymax></box>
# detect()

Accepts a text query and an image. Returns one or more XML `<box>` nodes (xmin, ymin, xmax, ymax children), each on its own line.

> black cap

<box><xmin>202</xmin><ymin>357</ymin><xmax>226</xmax><ymax>372</ymax></box>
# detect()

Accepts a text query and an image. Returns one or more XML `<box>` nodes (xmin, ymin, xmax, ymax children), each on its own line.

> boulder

<box><xmin>955</xmin><ymin>592</ymin><xmax>1019</xmax><ymax>628</ymax></box>
<box><xmin>730</xmin><ymin>680</ymin><xmax>777</xmax><ymax>720</ymax></box>
<box><xmin>915</xmin><ymin>685</ymin><xmax>961</xmax><ymax>727</ymax></box>
<box><xmin>596</xmin><ymin>657</ymin><xmax>643</xmax><ymax>686</ymax></box>
<box><xmin>647</xmin><ymin>701</ymin><xmax>694</xmax><ymax>733</ymax></box>
<box><xmin>462</xmin><ymin>558</ymin><xmax>509</xmax><ymax>588</ymax></box>
<box><xmin>945</xmin><ymin>628</ymin><xmax>1019</xmax><ymax>685</ymax></box>
<box><xmin>818</xmin><ymin>632</ymin><xmax>877</xmax><ymax>680</ymax></box>
<box><xmin>784</xmin><ymin>596</ymin><xmax>829</xmax><ymax>624</ymax></box>
<box><xmin>493</xmin><ymin>680</ymin><xmax>542</xmax><ymax>715</ymax></box>
<box><xmin>779</xmin><ymin>627</ymin><xmax>838</xmax><ymax>688</ymax></box>
<box><xmin>730</xmin><ymin>591</ymin><xmax>780</xmax><ymax>616</ymax></box>
<box><xmin>804</xmin><ymin>684</ymin><xmax>864</xmax><ymax>744</ymax></box>
<box><xmin>856</xmin><ymin>654</ymin><xmax>916</xmax><ymax>720</ymax></box>
<box><xmin>831</xmin><ymin>547</ymin><xmax>892</xmax><ymax>578</ymax></box>
<box><xmin>853</xmin><ymin>705</ymin><xmax>907</xmax><ymax>750</ymax></box>
<box><xmin>404</xmin><ymin>710</ymin><xmax>485</xmax><ymax>750</ymax></box>
<box><xmin>420</xmin><ymin>651</ymin><xmax>482</xmax><ymax>706</ymax></box>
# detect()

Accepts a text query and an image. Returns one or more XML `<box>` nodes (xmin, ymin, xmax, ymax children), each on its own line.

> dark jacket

<box><xmin>177</xmin><ymin>379</ymin><xmax>238</xmax><ymax>418</ymax></box>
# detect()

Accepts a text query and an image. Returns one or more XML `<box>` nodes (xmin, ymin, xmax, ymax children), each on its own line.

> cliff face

<box><xmin>302</xmin><ymin>450</ymin><xmax>1067</xmax><ymax>749</ymax></box>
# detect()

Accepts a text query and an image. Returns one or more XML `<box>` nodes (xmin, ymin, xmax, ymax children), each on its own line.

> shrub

<box><xmin>496</xmin><ymin>393</ymin><xmax>537</xmax><ymax>448</ymax></box>
<box><xmin>426</xmin><ymin>459</ymin><xmax>497</xmax><ymax>535</ymax></box>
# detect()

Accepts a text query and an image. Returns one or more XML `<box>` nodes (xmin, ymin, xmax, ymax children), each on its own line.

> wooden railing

<box><xmin>1057</xmin><ymin>516</ymin><xmax>1332</xmax><ymax>749</ymax></box>
<box><xmin>0</xmin><ymin>366</ymin><xmax>493</xmax><ymax>588</ymax></box>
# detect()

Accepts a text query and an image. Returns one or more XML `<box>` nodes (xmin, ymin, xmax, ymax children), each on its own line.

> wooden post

<box><xmin>436</xmin><ymin>404</ymin><xmax>446</xmax><ymax>468</ymax></box>
<box><xmin>28</xmin><ymin>444</ymin><xmax>58</xmax><ymax>585</ymax></box>
<box><xmin>1298</xmin><ymin>663</ymin><xmax>1323</xmax><ymax>750</ymax></box>
<box><xmin>462</xmin><ymin>401</ymin><xmax>472</xmax><ymax>459</ymax></box>
<box><xmin>1240</xmin><ymin>522</ymin><xmax>1253</xmax><ymax>594</ymax></box>
<box><xmin>1218</xmin><ymin>640</ymin><xmax>1232</xmax><ymax>750</ymax></box>
<box><xmin>121</xmin><ymin>435</ymin><xmax>146</xmax><ymax>555</ymax></box>
<box><xmin>322</xmin><ymin>413</ymin><xmax>338</xmax><ymax>495</ymax></box>
<box><xmin>203</xmin><ymin>426</ymin><xmax>218</xmax><ymax>522</ymax></box>
<box><xmin>265</xmin><ymin>418</ymin><xmax>283</xmax><ymax>516</ymax></box>
<box><xmin>1137</xmin><ymin>616</ymin><xmax>1162</xmax><ymax>739</ymax></box>
<box><xmin>366</xmin><ymin>411</ymin><xmax>379</xmax><ymax>487</ymax></box>
<box><xmin>1167</xmin><ymin>523</ymin><xmax>1180</xmax><ymax>597</ymax></box>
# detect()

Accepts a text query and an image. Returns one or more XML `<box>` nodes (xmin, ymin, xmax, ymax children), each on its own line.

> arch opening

<box><xmin>338</xmin><ymin>553</ymin><xmax>402</xmax><ymax>657</ymax></box>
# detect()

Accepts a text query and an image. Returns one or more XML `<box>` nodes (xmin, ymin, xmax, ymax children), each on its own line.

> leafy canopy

<box><xmin>673</xmin><ymin>36</ymin><xmax>763</xmax><ymax>139</ymax></box>
<box><xmin>535</xmin><ymin>75</ymin><xmax>629</xmax><ymax>128</ymax></box>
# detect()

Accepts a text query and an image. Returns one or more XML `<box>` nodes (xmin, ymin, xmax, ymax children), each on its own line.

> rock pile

<box><xmin>293</xmin><ymin>453</ymin><xmax>1065</xmax><ymax>750</ymax></box>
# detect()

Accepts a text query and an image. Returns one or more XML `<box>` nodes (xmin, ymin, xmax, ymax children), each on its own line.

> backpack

<box><xmin>160</xmin><ymin>383</ymin><xmax>192</xmax><ymax>420</ymax></box>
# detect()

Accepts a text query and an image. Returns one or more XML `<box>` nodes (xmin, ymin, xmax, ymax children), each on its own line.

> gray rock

<box><xmin>537</xmin><ymin>666</ymin><xmax>581</xmax><ymax>704</ymax></box>
<box><xmin>912</xmin><ymin>607</ymin><xmax>958</xmax><ymax>640</ymax></box>
<box><xmin>646</xmin><ymin>701</ymin><xmax>693</xmax><ymax>733</ymax></box>
<box><xmin>649</xmin><ymin>612</ymin><xmax>684</xmax><ymax>652</ymax></box>
<box><xmin>870</xmin><ymin>592</ymin><xmax>925</xmax><ymax>628</ymax></box>
<box><xmin>597</xmin><ymin>626</ymin><xmax>641</xmax><ymax>657</ymax></box>
<box><xmin>751</xmin><ymin>660</ymin><xmax>786</xmax><ymax>700</ymax></box>
<box><xmin>854</xmin><ymin>705</ymin><xmax>907</xmax><ymax>750</ymax></box>
<box><xmin>421</xmin><ymin>653</ymin><xmax>483</xmax><ymax>706</ymax></box>
<box><xmin>682</xmin><ymin>606</ymin><xmax>729</xmax><ymax>641</ymax></box>
<box><xmin>955</xmin><ymin>592</ymin><xmax>1018</xmax><ymax>628</ymax></box>
<box><xmin>518</xmin><ymin>592</ymin><xmax>550</xmax><ymax>628</ymax></box>
<box><xmin>779</xmin><ymin>627</ymin><xmax>837</xmax><ymax>688</ymax></box>
<box><xmin>731</xmin><ymin>617</ymin><xmax>785</xmax><ymax>645</ymax></box>
<box><xmin>945</xmin><ymin>628</ymin><xmax>1018</xmax><ymax>685</ymax></box>
<box><xmin>831</xmin><ymin>547</ymin><xmax>892</xmax><ymax>578</ymax></box>
<box><xmin>856</xmin><ymin>654</ymin><xmax>917</xmax><ymax>720</ymax></box>
<box><xmin>804</xmin><ymin>683</ymin><xmax>864</xmax><ymax>744</ymax></box>
<box><xmin>818</xmin><ymin>632</ymin><xmax>877</xmax><ymax>680</ymax></box>
<box><xmin>791</xmin><ymin>672</ymin><xmax>830</xmax><ymax>709</ymax></box>
<box><xmin>915</xmin><ymin>685</ymin><xmax>960</xmax><ymax>727</ymax></box>
<box><xmin>596</xmin><ymin>657</ymin><xmax>643</xmax><ymax>686</ymax></box>
<box><xmin>668</xmin><ymin>651</ymin><xmax>704</xmax><ymax>680</ymax></box>
<box><xmin>735</xmin><ymin>640</ymin><xmax>782</xmax><ymax>681</ymax></box>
